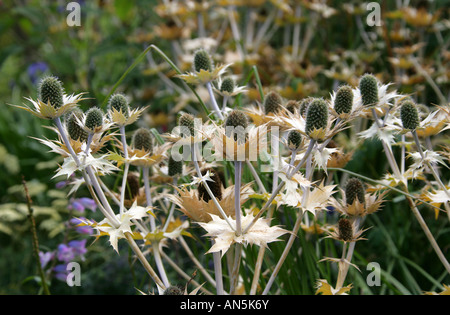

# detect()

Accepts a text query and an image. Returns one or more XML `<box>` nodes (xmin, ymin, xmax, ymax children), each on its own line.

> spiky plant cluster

<box><xmin>198</xmin><ymin>169</ymin><xmax>223</xmax><ymax>202</ymax></box>
<box><xmin>338</xmin><ymin>218</ymin><xmax>353</xmax><ymax>242</ymax></box>
<box><xmin>85</xmin><ymin>107</ymin><xmax>103</xmax><ymax>131</ymax></box>
<box><xmin>38</xmin><ymin>76</ymin><xmax>64</xmax><ymax>108</ymax></box>
<box><xmin>109</xmin><ymin>93</ymin><xmax>129</xmax><ymax>117</ymax></box>
<box><xmin>345</xmin><ymin>178</ymin><xmax>365</xmax><ymax>205</ymax></box>
<box><xmin>359</xmin><ymin>74</ymin><xmax>379</xmax><ymax>106</ymax></box>
<box><xmin>225</xmin><ymin>110</ymin><xmax>248</xmax><ymax>142</ymax></box>
<box><xmin>220</xmin><ymin>77</ymin><xmax>235</xmax><ymax>94</ymax></box>
<box><xmin>305</xmin><ymin>98</ymin><xmax>328</xmax><ymax>136</ymax></box>
<box><xmin>287</xmin><ymin>130</ymin><xmax>302</xmax><ymax>151</ymax></box>
<box><xmin>299</xmin><ymin>97</ymin><xmax>313</xmax><ymax>118</ymax></box>
<box><xmin>179</xmin><ymin>113</ymin><xmax>195</xmax><ymax>137</ymax></box>
<box><xmin>194</xmin><ymin>49</ymin><xmax>213</xmax><ymax>72</ymax></box>
<box><xmin>125</xmin><ymin>174</ymin><xmax>140</xmax><ymax>200</ymax></box>
<box><xmin>168</xmin><ymin>155</ymin><xmax>183</xmax><ymax>177</ymax></box>
<box><xmin>285</xmin><ymin>100</ymin><xmax>300</xmax><ymax>114</ymax></box>
<box><xmin>132</xmin><ymin>128</ymin><xmax>153</xmax><ymax>153</ymax></box>
<box><xmin>334</xmin><ymin>85</ymin><xmax>354</xmax><ymax>115</ymax></box>
<box><xmin>66</xmin><ymin>109</ymin><xmax>88</xmax><ymax>142</ymax></box>
<box><xmin>400</xmin><ymin>100</ymin><xmax>420</xmax><ymax>130</ymax></box>
<box><xmin>264</xmin><ymin>91</ymin><xmax>282</xmax><ymax>114</ymax></box>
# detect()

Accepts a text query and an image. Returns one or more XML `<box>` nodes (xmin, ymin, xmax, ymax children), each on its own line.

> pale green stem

<box><xmin>206</xmin><ymin>82</ymin><xmax>224</xmax><ymax>120</ymax></box>
<box><xmin>119</xmin><ymin>125</ymin><xmax>130</xmax><ymax>216</ymax></box>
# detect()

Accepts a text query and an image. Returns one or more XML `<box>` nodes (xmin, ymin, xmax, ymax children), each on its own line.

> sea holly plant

<box><xmin>13</xmin><ymin>37</ymin><xmax>450</xmax><ymax>296</ymax></box>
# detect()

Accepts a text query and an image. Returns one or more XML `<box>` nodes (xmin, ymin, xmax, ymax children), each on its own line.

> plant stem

<box><xmin>234</xmin><ymin>160</ymin><xmax>243</xmax><ymax>235</ymax></box>
<box><xmin>206</xmin><ymin>82</ymin><xmax>224</xmax><ymax>120</ymax></box>
<box><xmin>23</xmin><ymin>177</ymin><xmax>51</xmax><ymax>295</ymax></box>
<box><xmin>119</xmin><ymin>125</ymin><xmax>130</xmax><ymax>216</ymax></box>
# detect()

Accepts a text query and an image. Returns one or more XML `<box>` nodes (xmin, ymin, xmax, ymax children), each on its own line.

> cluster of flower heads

<box><xmin>15</xmin><ymin>31</ymin><xmax>450</xmax><ymax>294</ymax></box>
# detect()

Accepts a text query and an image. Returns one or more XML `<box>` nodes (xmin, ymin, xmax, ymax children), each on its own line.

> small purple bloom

<box><xmin>39</xmin><ymin>251</ymin><xmax>54</xmax><ymax>269</ymax></box>
<box><xmin>57</xmin><ymin>243</ymin><xmax>76</xmax><ymax>263</ymax></box>
<box><xmin>27</xmin><ymin>62</ymin><xmax>48</xmax><ymax>84</ymax></box>
<box><xmin>79</xmin><ymin>197</ymin><xmax>97</xmax><ymax>212</ymax></box>
<box><xmin>68</xmin><ymin>239</ymin><xmax>87</xmax><ymax>260</ymax></box>
<box><xmin>55</xmin><ymin>180</ymin><xmax>67</xmax><ymax>189</ymax></box>
<box><xmin>53</xmin><ymin>264</ymin><xmax>69</xmax><ymax>282</ymax></box>
<box><xmin>68</xmin><ymin>199</ymin><xmax>85</xmax><ymax>213</ymax></box>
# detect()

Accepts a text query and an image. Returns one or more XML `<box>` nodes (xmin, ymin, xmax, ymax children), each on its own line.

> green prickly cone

<box><xmin>305</xmin><ymin>98</ymin><xmax>328</xmax><ymax>135</ymax></box>
<box><xmin>163</xmin><ymin>285</ymin><xmax>184</xmax><ymax>295</ymax></box>
<box><xmin>109</xmin><ymin>94</ymin><xmax>129</xmax><ymax>117</ymax></box>
<box><xmin>285</xmin><ymin>100</ymin><xmax>299</xmax><ymax>114</ymax></box>
<box><xmin>264</xmin><ymin>91</ymin><xmax>282</xmax><ymax>114</ymax></box>
<box><xmin>198</xmin><ymin>169</ymin><xmax>223</xmax><ymax>203</ymax></box>
<box><xmin>132</xmin><ymin>128</ymin><xmax>153</xmax><ymax>153</ymax></box>
<box><xmin>38</xmin><ymin>76</ymin><xmax>64</xmax><ymax>109</ymax></box>
<box><xmin>193</xmin><ymin>49</ymin><xmax>213</xmax><ymax>72</ymax></box>
<box><xmin>359</xmin><ymin>74</ymin><xmax>379</xmax><ymax>106</ymax></box>
<box><xmin>85</xmin><ymin>107</ymin><xmax>103</xmax><ymax>131</ymax></box>
<box><xmin>220</xmin><ymin>77</ymin><xmax>235</xmax><ymax>94</ymax></box>
<box><xmin>287</xmin><ymin>130</ymin><xmax>302</xmax><ymax>151</ymax></box>
<box><xmin>400</xmin><ymin>100</ymin><xmax>420</xmax><ymax>130</ymax></box>
<box><xmin>66</xmin><ymin>109</ymin><xmax>88</xmax><ymax>142</ymax></box>
<box><xmin>225</xmin><ymin>110</ymin><xmax>248</xmax><ymax>142</ymax></box>
<box><xmin>179</xmin><ymin>113</ymin><xmax>195</xmax><ymax>137</ymax></box>
<box><xmin>338</xmin><ymin>218</ymin><xmax>353</xmax><ymax>242</ymax></box>
<box><xmin>168</xmin><ymin>155</ymin><xmax>183</xmax><ymax>177</ymax></box>
<box><xmin>334</xmin><ymin>85</ymin><xmax>354</xmax><ymax>115</ymax></box>
<box><xmin>299</xmin><ymin>97</ymin><xmax>313</xmax><ymax>118</ymax></box>
<box><xmin>345</xmin><ymin>178</ymin><xmax>365</xmax><ymax>205</ymax></box>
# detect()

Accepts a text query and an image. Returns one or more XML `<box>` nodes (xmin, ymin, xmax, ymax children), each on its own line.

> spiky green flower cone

<box><xmin>168</xmin><ymin>155</ymin><xmax>183</xmax><ymax>177</ymax></box>
<box><xmin>287</xmin><ymin>130</ymin><xmax>302</xmax><ymax>151</ymax></box>
<box><xmin>305</xmin><ymin>98</ymin><xmax>328</xmax><ymax>136</ymax></box>
<box><xmin>163</xmin><ymin>285</ymin><xmax>184</xmax><ymax>295</ymax></box>
<box><xmin>125</xmin><ymin>174</ymin><xmax>140</xmax><ymax>200</ymax></box>
<box><xmin>198</xmin><ymin>169</ymin><xmax>223</xmax><ymax>202</ymax></box>
<box><xmin>299</xmin><ymin>97</ymin><xmax>313</xmax><ymax>118</ymax></box>
<box><xmin>345</xmin><ymin>178</ymin><xmax>365</xmax><ymax>205</ymax></box>
<box><xmin>220</xmin><ymin>77</ymin><xmax>235</xmax><ymax>94</ymax></box>
<box><xmin>132</xmin><ymin>128</ymin><xmax>153</xmax><ymax>153</ymax></box>
<box><xmin>338</xmin><ymin>218</ymin><xmax>353</xmax><ymax>242</ymax></box>
<box><xmin>179</xmin><ymin>113</ymin><xmax>195</xmax><ymax>137</ymax></box>
<box><xmin>38</xmin><ymin>76</ymin><xmax>64</xmax><ymax>109</ymax></box>
<box><xmin>334</xmin><ymin>85</ymin><xmax>354</xmax><ymax>115</ymax></box>
<box><xmin>85</xmin><ymin>107</ymin><xmax>103</xmax><ymax>131</ymax></box>
<box><xmin>66</xmin><ymin>109</ymin><xmax>88</xmax><ymax>142</ymax></box>
<box><xmin>400</xmin><ymin>100</ymin><xmax>420</xmax><ymax>130</ymax></box>
<box><xmin>359</xmin><ymin>74</ymin><xmax>379</xmax><ymax>106</ymax></box>
<box><xmin>194</xmin><ymin>49</ymin><xmax>213</xmax><ymax>72</ymax></box>
<box><xmin>264</xmin><ymin>91</ymin><xmax>282</xmax><ymax>114</ymax></box>
<box><xmin>109</xmin><ymin>94</ymin><xmax>129</xmax><ymax>117</ymax></box>
<box><xmin>225</xmin><ymin>110</ymin><xmax>248</xmax><ymax>142</ymax></box>
<box><xmin>285</xmin><ymin>100</ymin><xmax>300</xmax><ymax>114</ymax></box>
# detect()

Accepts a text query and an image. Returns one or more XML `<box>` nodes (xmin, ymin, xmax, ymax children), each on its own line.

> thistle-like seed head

<box><xmin>287</xmin><ymin>130</ymin><xmax>302</xmax><ymax>151</ymax></box>
<box><xmin>168</xmin><ymin>155</ymin><xmax>183</xmax><ymax>177</ymax></box>
<box><xmin>334</xmin><ymin>85</ymin><xmax>354</xmax><ymax>115</ymax></box>
<box><xmin>225</xmin><ymin>110</ymin><xmax>248</xmax><ymax>142</ymax></box>
<box><xmin>264</xmin><ymin>91</ymin><xmax>282</xmax><ymax>114</ymax></box>
<box><xmin>125</xmin><ymin>174</ymin><xmax>140</xmax><ymax>200</ymax></box>
<box><xmin>400</xmin><ymin>100</ymin><xmax>420</xmax><ymax>130</ymax></box>
<box><xmin>66</xmin><ymin>109</ymin><xmax>88</xmax><ymax>142</ymax></box>
<box><xmin>359</xmin><ymin>74</ymin><xmax>379</xmax><ymax>106</ymax></box>
<box><xmin>38</xmin><ymin>76</ymin><xmax>64</xmax><ymax>109</ymax></box>
<box><xmin>299</xmin><ymin>97</ymin><xmax>313</xmax><ymax>118</ymax></box>
<box><xmin>198</xmin><ymin>169</ymin><xmax>223</xmax><ymax>203</ymax></box>
<box><xmin>109</xmin><ymin>94</ymin><xmax>129</xmax><ymax>117</ymax></box>
<box><xmin>345</xmin><ymin>178</ymin><xmax>365</xmax><ymax>205</ymax></box>
<box><xmin>85</xmin><ymin>107</ymin><xmax>103</xmax><ymax>131</ymax></box>
<box><xmin>163</xmin><ymin>285</ymin><xmax>184</xmax><ymax>295</ymax></box>
<box><xmin>179</xmin><ymin>113</ymin><xmax>195</xmax><ymax>137</ymax></box>
<box><xmin>132</xmin><ymin>128</ymin><xmax>153</xmax><ymax>153</ymax></box>
<box><xmin>285</xmin><ymin>100</ymin><xmax>300</xmax><ymax>114</ymax></box>
<box><xmin>338</xmin><ymin>218</ymin><xmax>353</xmax><ymax>242</ymax></box>
<box><xmin>220</xmin><ymin>77</ymin><xmax>235</xmax><ymax>94</ymax></box>
<box><xmin>305</xmin><ymin>98</ymin><xmax>328</xmax><ymax>135</ymax></box>
<box><xmin>193</xmin><ymin>49</ymin><xmax>213</xmax><ymax>72</ymax></box>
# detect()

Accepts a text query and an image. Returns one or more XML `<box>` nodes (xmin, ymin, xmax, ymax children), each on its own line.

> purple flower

<box><xmin>57</xmin><ymin>244</ymin><xmax>76</xmax><ymax>263</ymax></box>
<box><xmin>27</xmin><ymin>62</ymin><xmax>48</xmax><ymax>84</ymax></box>
<box><xmin>53</xmin><ymin>264</ymin><xmax>69</xmax><ymax>282</ymax></box>
<box><xmin>68</xmin><ymin>199</ymin><xmax>85</xmax><ymax>213</ymax></box>
<box><xmin>70</xmin><ymin>217</ymin><xmax>93</xmax><ymax>235</ymax></box>
<box><xmin>79</xmin><ymin>197</ymin><xmax>97</xmax><ymax>212</ymax></box>
<box><xmin>68</xmin><ymin>239</ymin><xmax>87</xmax><ymax>260</ymax></box>
<box><xmin>39</xmin><ymin>251</ymin><xmax>54</xmax><ymax>269</ymax></box>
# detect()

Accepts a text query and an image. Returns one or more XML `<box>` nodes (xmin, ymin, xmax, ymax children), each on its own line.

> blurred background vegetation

<box><xmin>0</xmin><ymin>0</ymin><xmax>448</xmax><ymax>294</ymax></box>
